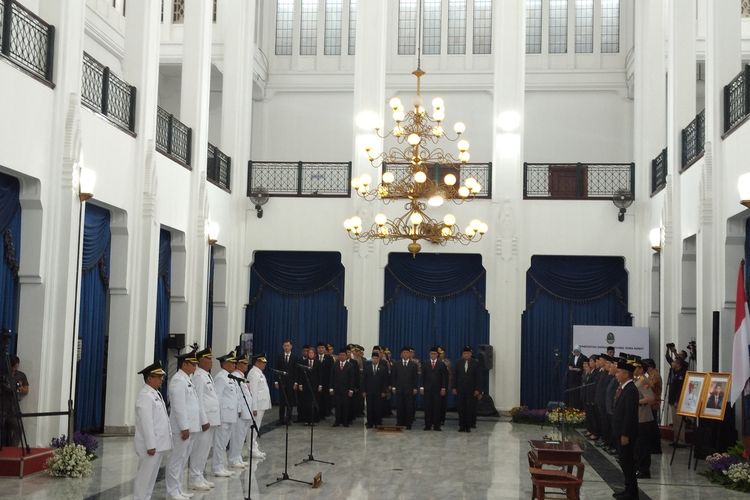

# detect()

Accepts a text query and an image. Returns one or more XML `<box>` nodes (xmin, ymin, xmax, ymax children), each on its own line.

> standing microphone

<box><xmin>296</xmin><ymin>363</ymin><xmax>312</xmax><ymax>371</ymax></box>
<box><xmin>228</xmin><ymin>373</ymin><xmax>247</xmax><ymax>383</ymax></box>
<box><xmin>270</xmin><ymin>368</ymin><xmax>289</xmax><ymax>376</ymax></box>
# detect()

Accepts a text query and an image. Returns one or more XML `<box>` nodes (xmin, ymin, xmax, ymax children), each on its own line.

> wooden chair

<box><xmin>529</xmin><ymin>467</ymin><xmax>583</xmax><ymax>500</ymax></box>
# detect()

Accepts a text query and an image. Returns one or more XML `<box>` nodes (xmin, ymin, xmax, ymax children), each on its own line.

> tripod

<box><xmin>0</xmin><ymin>331</ymin><xmax>29</xmax><ymax>453</ymax></box>
<box><xmin>295</xmin><ymin>365</ymin><xmax>333</xmax><ymax>467</ymax></box>
<box><xmin>233</xmin><ymin>377</ymin><xmax>260</xmax><ymax>500</ymax></box>
<box><xmin>266</xmin><ymin>370</ymin><xmax>312</xmax><ymax>488</ymax></box>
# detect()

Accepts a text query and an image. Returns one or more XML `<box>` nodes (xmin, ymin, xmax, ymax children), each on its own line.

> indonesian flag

<box><xmin>731</xmin><ymin>260</ymin><xmax>750</xmax><ymax>403</ymax></box>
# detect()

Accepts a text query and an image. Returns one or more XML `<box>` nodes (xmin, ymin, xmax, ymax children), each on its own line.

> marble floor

<box><xmin>0</xmin><ymin>415</ymin><xmax>743</xmax><ymax>499</ymax></box>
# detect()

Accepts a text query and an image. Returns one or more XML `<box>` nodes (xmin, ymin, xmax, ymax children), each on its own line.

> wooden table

<box><xmin>528</xmin><ymin>440</ymin><xmax>585</xmax><ymax>499</ymax></box>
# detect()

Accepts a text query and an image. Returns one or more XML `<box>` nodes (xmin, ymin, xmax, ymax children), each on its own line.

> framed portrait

<box><xmin>699</xmin><ymin>372</ymin><xmax>732</xmax><ymax>421</ymax></box>
<box><xmin>676</xmin><ymin>371</ymin><xmax>708</xmax><ymax>418</ymax></box>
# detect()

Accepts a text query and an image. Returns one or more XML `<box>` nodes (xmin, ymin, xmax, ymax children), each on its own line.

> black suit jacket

<box><xmin>297</xmin><ymin>357</ymin><xmax>321</xmax><ymax>390</ymax></box>
<box><xmin>421</xmin><ymin>359</ymin><xmax>449</xmax><ymax>393</ymax></box>
<box><xmin>362</xmin><ymin>361</ymin><xmax>389</xmax><ymax>395</ymax></box>
<box><xmin>330</xmin><ymin>359</ymin><xmax>355</xmax><ymax>394</ymax></box>
<box><xmin>317</xmin><ymin>354</ymin><xmax>333</xmax><ymax>389</ymax></box>
<box><xmin>453</xmin><ymin>358</ymin><xmax>480</xmax><ymax>394</ymax></box>
<box><xmin>566</xmin><ymin>354</ymin><xmax>587</xmax><ymax>386</ymax></box>
<box><xmin>612</xmin><ymin>380</ymin><xmax>639</xmax><ymax>441</ymax></box>
<box><xmin>706</xmin><ymin>394</ymin><xmax>723</xmax><ymax>409</ymax></box>
<box><xmin>391</xmin><ymin>359</ymin><xmax>419</xmax><ymax>393</ymax></box>
<box><xmin>275</xmin><ymin>352</ymin><xmax>299</xmax><ymax>389</ymax></box>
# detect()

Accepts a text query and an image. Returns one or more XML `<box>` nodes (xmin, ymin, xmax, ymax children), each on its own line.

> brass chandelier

<box><xmin>344</xmin><ymin>65</ymin><xmax>488</xmax><ymax>256</ymax></box>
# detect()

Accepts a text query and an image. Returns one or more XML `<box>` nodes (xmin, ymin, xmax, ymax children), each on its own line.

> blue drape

<box><xmin>75</xmin><ymin>204</ymin><xmax>110</xmax><ymax>432</ymax></box>
<box><xmin>0</xmin><ymin>174</ymin><xmax>20</xmax><ymax>354</ymax></box>
<box><xmin>379</xmin><ymin>253</ymin><xmax>490</xmax><ymax>403</ymax></box>
<box><xmin>206</xmin><ymin>245</ymin><xmax>215</xmax><ymax>347</ymax></box>
<box><xmin>521</xmin><ymin>255</ymin><xmax>632</xmax><ymax>409</ymax></box>
<box><xmin>244</xmin><ymin>251</ymin><xmax>347</xmax><ymax>400</ymax></box>
<box><xmin>155</xmin><ymin>229</ymin><xmax>171</xmax><ymax>399</ymax></box>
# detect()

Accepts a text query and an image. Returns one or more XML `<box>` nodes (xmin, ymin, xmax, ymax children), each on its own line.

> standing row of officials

<box><xmin>133</xmin><ymin>347</ymin><xmax>271</xmax><ymax>500</ymax></box>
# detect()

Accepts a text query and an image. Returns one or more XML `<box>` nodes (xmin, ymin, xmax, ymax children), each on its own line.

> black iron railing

<box><xmin>207</xmin><ymin>143</ymin><xmax>231</xmax><ymax>191</ymax></box>
<box><xmin>81</xmin><ymin>52</ymin><xmax>136</xmax><ymax>133</ymax></box>
<box><xmin>0</xmin><ymin>0</ymin><xmax>55</xmax><ymax>82</ymax></box>
<box><xmin>723</xmin><ymin>64</ymin><xmax>750</xmax><ymax>135</ymax></box>
<box><xmin>383</xmin><ymin>162</ymin><xmax>492</xmax><ymax>199</ymax></box>
<box><xmin>155</xmin><ymin>106</ymin><xmax>192</xmax><ymax>167</ymax></box>
<box><xmin>523</xmin><ymin>162</ymin><xmax>634</xmax><ymax>200</ymax></box>
<box><xmin>247</xmin><ymin>161</ymin><xmax>352</xmax><ymax>197</ymax></box>
<box><xmin>681</xmin><ymin>109</ymin><xmax>704</xmax><ymax>171</ymax></box>
<box><xmin>651</xmin><ymin>148</ymin><xmax>667</xmax><ymax>196</ymax></box>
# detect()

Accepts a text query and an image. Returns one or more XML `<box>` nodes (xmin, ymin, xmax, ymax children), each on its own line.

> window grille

<box><xmin>398</xmin><ymin>0</ymin><xmax>418</xmax><ymax>55</ymax></box>
<box><xmin>525</xmin><ymin>0</ymin><xmax>542</xmax><ymax>54</ymax></box>
<box><xmin>348</xmin><ymin>0</ymin><xmax>358</xmax><ymax>55</ymax></box>
<box><xmin>275</xmin><ymin>0</ymin><xmax>294</xmax><ymax>55</ymax></box>
<box><xmin>575</xmin><ymin>0</ymin><xmax>593</xmax><ymax>53</ymax></box>
<box><xmin>548</xmin><ymin>0</ymin><xmax>568</xmax><ymax>54</ymax></box>
<box><xmin>447</xmin><ymin>0</ymin><xmax>467</xmax><ymax>55</ymax></box>
<box><xmin>299</xmin><ymin>0</ymin><xmax>318</xmax><ymax>56</ymax></box>
<box><xmin>422</xmin><ymin>0</ymin><xmax>441</xmax><ymax>55</ymax></box>
<box><xmin>600</xmin><ymin>0</ymin><xmax>620</xmax><ymax>53</ymax></box>
<box><xmin>472</xmin><ymin>0</ymin><xmax>492</xmax><ymax>55</ymax></box>
<box><xmin>324</xmin><ymin>0</ymin><xmax>343</xmax><ymax>55</ymax></box>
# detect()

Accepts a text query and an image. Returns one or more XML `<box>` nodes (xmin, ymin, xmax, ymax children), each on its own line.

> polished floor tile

<box><xmin>0</xmin><ymin>415</ymin><xmax>743</xmax><ymax>499</ymax></box>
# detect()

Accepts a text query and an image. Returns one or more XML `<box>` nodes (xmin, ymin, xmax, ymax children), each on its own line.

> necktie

<box><xmin>403</xmin><ymin>360</ymin><xmax>406</xmax><ymax>367</ymax></box>
<box><xmin>320</xmin><ymin>355</ymin><xmax>323</xmax><ymax>362</ymax></box>
<box><xmin>432</xmin><ymin>360</ymin><xmax>436</xmax><ymax>369</ymax></box>
<box><xmin>615</xmin><ymin>386</ymin><xmax>623</xmax><ymax>400</ymax></box>
<box><xmin>465</xmin><ymin>361</ymin><xmax>468</xmax><ymax>373</ymax></box>
<box><xmin>340</xmin><ymin>362</ymin><xmax>344</xmax><ymax>370</ymax></box>
<box><xmin>373</xmin><ymin>365</ymin><xmax>377</xmax><ymax>375</ymax></box>
<box><xmin>285</xmin><ymin>353</ymin><xmax>289</xmax><ymax>364</ymax></box>
<box><xmin>309</xmin><ymin>359</ymin><xmax>313</xmax><ymax>368</ymax></box>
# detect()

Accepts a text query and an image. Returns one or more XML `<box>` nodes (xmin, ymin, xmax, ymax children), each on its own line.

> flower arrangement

<box><xmin>701</xmin><ymin>443</ymin><xmax>750</xmax><ymax>493</ymax></box>
<box><xmin>45</xmin><ymin>443</ymin><xmax>93</xmax><ymax>478</ymax></box>
<box><xmin>49</xmin><ymin>432</ymin><xmax>99</xmax><ymax>458</ymax></box>
<box><xmin>510</xmin><ymin>406</ymin><xmax>548</xmax><ymax>424</ymax></box>
<box><xmin>547</xmin><ymin>407</ymin><xmax>586</xmax><ymax>426</ymax></box>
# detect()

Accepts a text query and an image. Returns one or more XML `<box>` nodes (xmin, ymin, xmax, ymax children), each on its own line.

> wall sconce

<box><xmin>649</xmin><ymin>227</ymin><xmax>662</xmax><ymax>252</ymax></box>
<box><xmin>78</xmin><ymin>166</ymin><xmax>96</xmax><ymax>202</ymax></box>
<box><xmin>207</xmin><ymin>221</ymin><xmax>220</xmax><ymax>245</ymax></box>
<box><xmin>738</xmin><ymin>173</ymin><xmax>750</xmax><ymax>208</ymax></box>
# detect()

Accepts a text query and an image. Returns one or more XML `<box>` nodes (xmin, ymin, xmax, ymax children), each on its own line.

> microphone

<box><xmin>296</xmin><ymin>363</ymin><xmax>312</xmax><ymax>371</ymax></box>
<box><xmin>228</xmin><ymin>374</ymin><xmax>247</xmax><ymax>383</ymax></box>
<box><xmin>270</xmin><ymin>368</ymin><xmax>289</xmax><ymax>376</ymax></box>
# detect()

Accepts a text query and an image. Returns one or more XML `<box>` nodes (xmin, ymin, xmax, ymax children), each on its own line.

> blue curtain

<box><xmin>0</xmin><ymin>174</ymin><xmax>20</xmax><ymax>354</ymax></box>
<box><xmin>379</xmin><ymin>253</ymin><xmax>490</xmax><ymax>403</ymax></box>
<box><xmin>155</xmin><ymin>229</ymin><xmax>171</xmax><ymax>399</ymax></box>
<box><xmin>75</xmin><ymin>204</ymin><xmax>111</xmax><ymax>432</ymax></box>
<box><xmin>743</xmin><ymin>219</ymin><xmax>750</xmax><ymax>435</ymax></box>
<box><xmin>521</xmin><ymin>255</ymin><xmax>632</xmax><ymax>409</ymax></box>
<box><xmin>244</xmin><ymin>251</ymin><xmax>347</xmax><ymax>400</ymax></box>
<box><xmin>206</xmin><ymin>246</ymin><xmax>215</xmax><ymax>347</ymax></box>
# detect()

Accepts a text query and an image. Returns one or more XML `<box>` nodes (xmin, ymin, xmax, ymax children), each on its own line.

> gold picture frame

<box><xmin>676</xmin><ymin>371</ymin><xmax>708</xmax><ymax>418</ymax></box>
<box><xmin>699</xmin><ymin>372</ymin><xmax>732</xmax><ymax>421</ymax></box>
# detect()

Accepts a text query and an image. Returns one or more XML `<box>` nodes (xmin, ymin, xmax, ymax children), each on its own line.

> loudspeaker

<box><xmin>167</xmin><ymin>333</ymin><xmax>185</xmax><ymax>350</ymax></box>
<box><xmin>477</xmin><ymin>344</ymin><xmax>494</xmax><ymax>370</ymax></box>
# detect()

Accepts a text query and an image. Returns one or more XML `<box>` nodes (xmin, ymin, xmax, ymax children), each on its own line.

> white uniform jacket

<box><xmin>214</xmin><ymin>368</ymin><xmax>239</xmax><ymax>423</ymax></box>
<box><xmin>247</xmin><ymin>366</ymin><xmax>272</xmax><ymax>412</ymax></box>
<box><xmin>134</xmin><ymin>384</ymin><xmax>172</xmax><ymax>455</ymax></box>
<box><xmin>193</xmin><ymin>367</ymin><xmax>221</xmax><ymax>427</ymax></box>
<box><xmin>168</xmin><ymin>369</ymin><xmax>203</xmax><ymax>433</ymax></box>
<box><xmin>232</xmin><ymin>370</ymin><xmax>254</xmax><ymax>420</ymax></box>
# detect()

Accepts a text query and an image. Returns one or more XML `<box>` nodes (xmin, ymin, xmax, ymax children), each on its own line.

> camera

<box><xmin>666</xmin><ymin>342</ymin><xmax>675</xmax><ymax>350</ymax></box>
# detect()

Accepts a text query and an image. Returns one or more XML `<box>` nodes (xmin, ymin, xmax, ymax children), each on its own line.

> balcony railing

<box><xmin>383</xmin><ymin>162</ymin><xmax>492</xmax><ymax>199</ymax></box>
<box><xmin>651</xmin><ymin>148</ymin><xmax>667</xmax><ymax>196</ymax></box>
<box><xmin>681</xmin><ymin>109</ymin><xmax>704</xmax><ymax>171</ymax></box>
<box><xmin>247</xmin><ymin>161</ymin><xmax>352</xmax><ymax>197</ymax></box>
<box><xmin>81</xmin><ymin>52</ymin><xmax>136</xmax><ymax>133</ymax></box>
<box><xmin>155</xmin><ymin>106</ymin><xmax>192</xmax><ymax>167</ymax></box>
<box><xmin>523</xmin><ymin>162</ymin><xmax>634</xmax><ymax>200</ymax></box>
<box><xmin>723</xmin><ymin>64</ymin><xmax>750</xmax><ymax>135</ymax></box>
<box><xmin>207</xmin><ymin>143</ymin><xmax>231</xmax><ymax>191</ymax></box>
<box><xmin>0</xmin><ymin>0</ymin><xmax>55</xmax><ymax>83</ymax></box>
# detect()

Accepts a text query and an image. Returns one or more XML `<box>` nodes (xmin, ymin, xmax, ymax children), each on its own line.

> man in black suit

<box><xmin>706</xmin><ymin>384</ymin><xmax>724</xmax><ymax>409</ymax></box>
<box><xmin>274</xmin><ymin>339</ymin><xmax>298</xmax><ymax>425</ymax></box>
<box><xmin>296</xmin><ymin>346</ymin><xmax>322</xmax><ymax>424</ymax></box>
<box><xmin>391</xmin><ymin>346</ymin><xmax>419</xmax><ymax>429</ymax></box>
<box><xmin>453</xmin><ymin>346</ymin><xmax>480</xmax><ymax>433</ymax></box>
<box><xmin>362</xmin><ymin>351</ymin><xmax>389</xmax><ymax>428</ymax></box>
<box><xmin>612</xmin><ymin>359</ymin><xmax>640</xmax><ymax>499</ymax></box>
<box><xmin>566</xmin><ymin>345</ymin><xmax>588</xmax><ymax>409</ymax></box>
<box><xmin>316</xmin><ymin>342</ymin><xmax>333</xmax><ymax>418</ymax></box>
<box><xmin>329</xmin><ymin>347</ymin><xmax>355</xmax><ymax>427</ymax></box>
<box><xmin>421</xmin><ymin>346</ymin><xmax>449</xmax><ymax>431</ymax></box>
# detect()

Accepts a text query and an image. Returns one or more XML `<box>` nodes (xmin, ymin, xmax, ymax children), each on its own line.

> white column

<box><xmin>487</xmin><ymin>0</ymin><xmax>525</xmax><ymax>410</ymax></box>
<box><xmin>219</xmin><ymin>0</ymin><xmax>257</xmax><ymax>355</ymax></box>
<box><xmin>180</xmin><ymin>0</ymin><xmax>214</xmax><ymax>344</ymax></box>
<box><xmin>346</xmin><ymin>0</ymin><xmax>387</xmax><ymax>351</ymax></box>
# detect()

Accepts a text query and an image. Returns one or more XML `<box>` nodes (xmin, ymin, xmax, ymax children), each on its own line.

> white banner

<box><xmin>572</xmin><ymin>325</ymin><xmax>650</xmax><ymax>358</ymax></box>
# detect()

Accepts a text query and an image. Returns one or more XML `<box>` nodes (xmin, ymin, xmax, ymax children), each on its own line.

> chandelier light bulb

<box><xmin>432</xmin><ymin>97</ymin><xmax>444</xmax><ymax>110</ymax></box>
<box><xmin>432</xmin><ymin>126</ymin><xmax>444</xmax><ymax>137</ymax></box>
<box><xmin>428</xmin><ymin>195</ymin><xmax>444</xmax><ymax>207</ymax></box>
<box><xmin>441</xmin><ymin>227</ymin><xmax>452</xmax><ymax>237</ymax></box>
<box><xmin>470</xmin><ymin>182</ymin><xmax>481</xmax><ymax>193</ymax></box>
<box><xmin>465</xmin><ymin>177</ymin><xmax>478</xmax><ymax>189</ymax></box>
<box><xmin>459</xmin><ymin>151</ymin><xmax>471</xmax><ymax>163</ymax></box>
<box><xmin>375</xmin><ymin>213</ymin><xmax>388</xmax><ymax>226</ymax></box>
<box><xmin>416</xmin><ymin>105</ymin><xmax>426</xmax><ymax>115</ymax></box>
<box><xmin>389</xmin><ymin>97</ymin><xmax>403</xmax><ymax>110</ymax></box>
<box><xmin>382</xmin><ymin>171</ymin><xmax>395</xmax><ymax>184</ymax></box>
<box><xmin>351</xmin><ymin>216</ymin><xmax>362</xmax><ymax>228</ymax></box>
<box><xmin>465</xmin><ymin>225</ymin><xmax>476</xmax><ymax>237</ymax></box>
<box><xmin>470</xmin><ymin>219</ymin><xmax>482</xmax><ymax>231</ymax></box>
<box><xmin>478</xmin><ymin>222</ymin><xmax>488</xmax><ymax>234</ymax></box>
<box><xmin>360</xmin><ymin>174</ymin><xmax>372</xmax><ymax>186</ymax></box>
<box><xmin>453</xmin><ymin>122</ymin><xmax>466</xmax><ymax>134</ymax></box>
<box><xmin>351</xmin><ymin>177</ymin><xmax>362</xmax><ymax>189</ymax></box>
<box><xmin>458</xmin><ymin>186</ymin><xmax>470</xmax><ymax>197</ymax></box>
<box><xmin>433</xmin><ymin>109</ymin><xmax>445</xmax><ymax>122</ymax></box>
<box><xmin>409</xmin><ymin>212</ymin><xmax>423</xmax><ymax>225</ymax></box>
<box><xmin>355</xmin><ymin>110</ymin><xmax>379</xmax><ymax>131</ymax></box>
<box><xmin>414</xmin><ymin>171</ymin><xmax>427</xmax><ymax>183</ymax></box>
<box><xmin>457</xmin><ymin>140</ymin><xmax>470</xmax><ymax>152</ymax></box>
<box><xmin>443</xmin><ymin>214</ymin><xmax>456</xmax><ymax>226</ymax></box>
<box><xmin>378</xmin><ymin>226</ymin><xmax>389</xmax><ymax>236</ymax></box>
<box><xmin>407</xmin><ymin>133</ymin><xmax>421</xmax><ymax>146</ymax></box>
<box><xmin>393</xmin><ymin>110</ymin><xmax>406</xmax><ymax>122</ymax></box>
<box><xmin>649</xmin><ymin>227</ymin><xmax>662</xmax><ymax>249</ymax></box>
<box><xmin>443</xmin><ymin>173</ymin><xmax>457</xmax><ymax>186</ymax></box>
<box><xmin>738</xmin><ymin>173</ymin><xmax>750</xmax><ymax>202</ymax></box>
<box><xmin>343</xmin><ymin>218</ymin><xmax>353</xmax><ymax>230</ymax></box>
<box><xmin>413</xmin><ymin>96</ymin><xmax>423</xmax><ymax>108</ymax></box>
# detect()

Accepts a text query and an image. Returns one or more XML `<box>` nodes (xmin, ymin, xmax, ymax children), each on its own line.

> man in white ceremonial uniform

<box><xmin>212</xmin><ymin>351</ymin><xmax>239</xmax><ymax>477</ymax></box>
<box><xmin>228</xmin><ymin>354</ymin><xmax>254</xmax><ymax>468</ymax></box>
<box><xmin>187</xmin><ymin>347</ymin><xmax>219</xmax><ymax>491</ymax></box>
<box><xmin>165</xmin><ymin>350</ymin><xmax>203</xmax><ymax>500</ymax></box>
<box><xmin>247</xmin><ymin>353</ymin><xmax>271</xmax><ymax>459</ymax></box>
<box><xmin>134</xmin><ymin>361</ymin><xmax>171</xmax><ymax>500</ymax></box>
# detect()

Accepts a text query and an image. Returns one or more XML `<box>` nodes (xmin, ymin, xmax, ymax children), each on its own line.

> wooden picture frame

<box><xmin>676</xmin><ymin>371</ymin><xmax>709</xmax><ymax>418</ymax></box>
<box><xmin>699</xmin><ymin>372</ymin><xmax>732</xmax><ymax>421</ymax></box>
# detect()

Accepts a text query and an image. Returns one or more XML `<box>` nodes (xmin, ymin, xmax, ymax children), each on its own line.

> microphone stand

<box><xmin>266</xmin><ymin>370</ymin><xmax>312</xmax><ymax>488</ymax></box>
<box><xmin>295</xmin><ymin>365</ymin><xmax>334</xmax><ymax>466</ymax></box>
<box><xmin>232</xmin><ymin>376</ymin><xmax>259</xmax><ymax>500</ymax></box>
<box><xmin>560</xmin><ymin>382</ymin><xmax>596</xmax><ymax>443</ymax></box>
